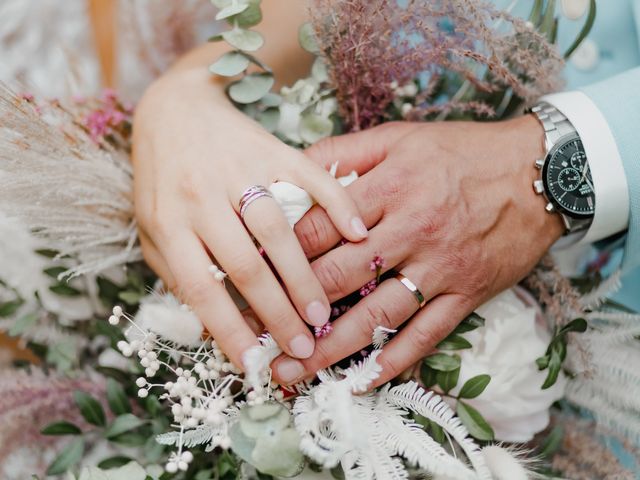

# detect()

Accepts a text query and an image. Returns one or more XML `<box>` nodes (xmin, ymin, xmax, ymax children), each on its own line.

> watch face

<box><xmin>543</xmin><ymin>136</ymin><xmax>595</xmax><ymax>218</ymax></box>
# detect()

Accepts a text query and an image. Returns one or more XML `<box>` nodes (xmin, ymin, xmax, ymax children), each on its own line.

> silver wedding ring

<box><xmin>396</xmin><ymin>273</ymin><xmax>426</xmax><ymax>308</ymax></box>
<box><xmin>238</xmin><ymin>185</ymin><xmax>273</xmax><ymax>219</ymax></box>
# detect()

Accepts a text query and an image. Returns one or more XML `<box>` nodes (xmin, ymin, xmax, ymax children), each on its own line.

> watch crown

<box><xmin>545</xmin><ymin>202</ymin><xmax>555</xmax><ymax>213</ymax></box>
<box><xmin>535</xmin><ymin>159</ymin><xmax>545</xmax><ymax>169</ymax></box>
<box><xmin>533</xmin><ymin>180</ymin><xmax>544</xmax><ymax>194</ymax></box>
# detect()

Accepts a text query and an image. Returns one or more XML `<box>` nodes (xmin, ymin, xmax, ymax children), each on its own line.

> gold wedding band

<box><xmin>395</xmin><ymin>273</ymin><xmax>426</xmax><ymax>308</ymax></box>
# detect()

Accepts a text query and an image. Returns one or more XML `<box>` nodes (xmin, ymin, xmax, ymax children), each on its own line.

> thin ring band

<box><xmin>395</xmin><ymin>273</ymin><xmax>427</xmax><ymax>308</ymax></box>
<box><xmin>239</xmin><ymin>185</ymin><xmax>273</xmax><ymax>219</ymax></box>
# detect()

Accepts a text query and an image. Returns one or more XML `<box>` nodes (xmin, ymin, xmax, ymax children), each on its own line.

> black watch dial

<box><xmin>543</xmin><ymin>136</ymin><xmax>595</xmax><ymax>218</ymax></box>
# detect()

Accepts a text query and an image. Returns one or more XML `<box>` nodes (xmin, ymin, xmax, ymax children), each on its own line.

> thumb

<box><xmin>304</xmin><ymin>122</ymin><xmax>411</xmax><ymax>176</ymax></box>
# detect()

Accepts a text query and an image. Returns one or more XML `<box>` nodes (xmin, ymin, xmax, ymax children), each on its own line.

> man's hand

<box><xmin>272</xmin><ymin>116</ymin><xmax>565</xmax><ymax>387</ymax></box>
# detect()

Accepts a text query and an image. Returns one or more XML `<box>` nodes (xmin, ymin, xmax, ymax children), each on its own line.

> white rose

<box><xmin>448</xmin><ymin>288</ymin><xmax>566</xmax><ymax>442</ymax></box>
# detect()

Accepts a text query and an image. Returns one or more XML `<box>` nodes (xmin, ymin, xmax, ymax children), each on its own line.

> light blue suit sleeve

<box><xmin>580</xmin><ymin>67</ymin><xmax>640</xmax><ymax>274</ymax></box>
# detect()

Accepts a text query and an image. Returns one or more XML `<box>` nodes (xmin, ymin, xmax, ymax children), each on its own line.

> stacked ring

<box><xmin>239</xmin><ymin>185</ymin><xmax>273</xmax><ymax>219</ymax></box>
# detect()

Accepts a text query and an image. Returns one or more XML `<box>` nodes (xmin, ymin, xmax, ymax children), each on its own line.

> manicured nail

<box><xmin>289</xmin><ymin>334</ymin><xmax>315</xmax><ymax>359</ymax></box>
<box><xmin>306</xmin><ymin>300</ymin><xmax>330</xmax><ymax>326</ymax></box>
<box><xmin>277</xmin><ymin>357</ymin><xmax>306</xmax><ymax>384</ymax></box>
<box><xmin>351</xmin><ymin>217</ymin><xmax>368</xmax><ymax>239</ymax></box>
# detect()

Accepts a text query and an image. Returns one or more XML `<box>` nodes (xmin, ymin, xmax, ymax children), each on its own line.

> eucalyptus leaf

<box><xmin>298</xmin><ymin>22</ymin><xmax>319</xmax><ymax>54</ymax></box>
<box><xmin>436</xmin><ymin>366</ymin><xmax>460</xmax><ymax>394</ymax></box>
<box><xmin>235</xmin><ymin>1</ymin><xmax>262</xmax><ymax>28</ymax></box>
<box><xmin>41</xmin><ymin>421</ymin><xmax>82</xmax><ymax>436</ymax></box>
<box><xmin>300</xmin><ymin>113</ymin><xmax>333</xmax><ymax>144</ymax></box>
<box><xmin>106</xmin><ymin>378</ymin><xmax>131</xmax><ymax>415</ymax></box>
<box><xmin>222</xmin><ymin>28</ymin><xmax>264</xmax><ymax>51</ymax></box>
<box><xmin>211</xmin><ymin>0</ymin><xmax>232</xmax><ymax>7</ymax></box>
<box><xmin>215</xmin><ymin>2</ymin><xmax>249</xmax><ymax>20</ymax></box>
<box><xmin>105</xmin><ymin>414</ymin><xmax>145</xmax><ymax>439</ymax></box>
<box><xmin>456</xmin><ymin>401</ymin><xmax>494</xmax><ymax>441</ymax></box>
<box><xmin>458</xmin><ymin>374</ymin><xmax>491</xmax><ymax>399</ymax></box>
<box><xmin>8</xmin><ymin>312</ymin><xmax>38</xmax><ymax>337</ymax></box>
<box><xmin>74</xmin><ymin>390</ymin><xmax>106</xmax><ymax>427</ymax></box>
<box><xmin>436</xmin><ymin>334</ymin><xmax>472</xmax><ymax>351</ymax></box>
<box><xmin>209</xmin><ymin>52</ymin><xmax>250</xmax><ymax>76</ymax></box>
<box><xmin>260</xmin><ymin>93</ymin><xmax>282</xmax><ymax>107</ymax></box>
<box><xmin>423</xmin><ymin>353</ymin><xmax>461</xmax><ymax>372</ymax></box>
<box><xmin>257</xmin><ymin>108</ymin><xmax>280</xmax><ymax>133</ymax></box>
<box><xmin>46</xmin><ymin>438</ymin><xmax>85</xmax><ymax>475</ymax></box>
<box><xmin>228</xmin><ymin>73</ymin><xmax>274</xmax><ymax>104</ymax></box>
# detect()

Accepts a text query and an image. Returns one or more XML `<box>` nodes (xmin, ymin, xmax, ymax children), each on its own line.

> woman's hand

<box><xmin>272</xmin><ymin>116</ymin><xmax>564</xmax><ymax>387</ymax></box>
<box><xmin>132</xmin><ymin>69</ymin><xmax>367</xmax><ymax>368</ymax></box>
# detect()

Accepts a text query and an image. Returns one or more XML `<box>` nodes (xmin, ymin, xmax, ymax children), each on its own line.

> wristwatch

<box><xmin>529</xmin><ymin>102</ymin><xmax>595</xmax><ymax>238</ymax></box>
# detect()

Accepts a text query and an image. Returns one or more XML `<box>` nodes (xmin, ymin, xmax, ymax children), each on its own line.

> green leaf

<box><xmin>98</xmin><ymin>455</ymin><xmax>133</xmax><ymax>469</ymax></box>
<box><xmin>44</xmin><ymin>266</ymin><xmax>68</xmax><ymax>279</ymax></box>
<box><xmin>8</xmin><ymin>312</ymin><xmax>38</xmax><ymax>336</ymax></box>
<box><xmin>215</xmin><ymin>2</ymin><xmax>249</xmax><ymax>20</ymax></box>
<box><xmin>541</xmin><ymin>346</ymin><xmax>563</xmax><ymax>389</ymax></box>
<box><xmin>559</xmin><ymin>318</ymin><xmax>588</xmax><ymax>336</ymax></box>
<box><xmin>235</xmin><ymin>0</ymin><xmax>262</xmax><ymax>28</ymax></box>
<box><xmin>458</xmin><ymin>374</ymin><xmax>491</xmax><ymax>399</ymax></box>
<box><xmin>436</xmin><ymin>366</ymin><xmax>460</xmax><ymax>394</ymax></box>
<box><xmin>41</xmin><ymin>421</ymin><xmax>82</xmax><ymax>436</ymax></box>
<box><xmin>454</xmin><ymin>313</ymin><xmax>485</xmax><ymax>335</ymax></box>
<box><xmin>105</xmin><ymin>414</ymin><xmax>145</xmax><ymax>439</ymax></box>
<box><xmin>298</xmin><ymin>22</ymin><xmax>319</xmax><ymax>54</ymax></box>
<box><xmin>144</xmin><ymin>394</ymin><xmax>162</xmax><ymax>417</ymax></box>
<box><xmin>536</xmin><ymin>354</ymin><xmax>550</xmax><ymax>370</ymax></box>
<box><xmin>106</xmin><ymin>378</ymin><xmax>131</xmax><ymax>415</ymax></box>
<box><xmin>49</xmin><ymin>283</ymin><xmax>82</xmax><ymax>296</ymax></box>
<box><xmin>110</xmin><ymin>432</ymin><xmax>147</xmax><ymax>446</ymax></box>
<box><xmin>538</xmin><ymin>425</ymin><xmax>564</xmax><ymax>458</ymax></box>
<box><xmin>194</xmin><ymin>470</ymin><xmax>215</xmax><ymax>480</ymax></box>
<box><xmin>209</xmin><ymin>51</ymin><xmax>250</xmax><ymax>76</ymax></box>
<box><xmin>420</xmin><ymin>363</ymin><xmax>438</xmax><ymax>388</ymax></box>
<box><xmin>260</xmin><ymin>93</ymin><xmax>282</xmax><ymax>107</ymax></box>
<box><xmin>74</xmin><ymin>391</ymin><xmax>106</xmax><ymax>427</ymax></box>
<box><xmin>118</xmin><ymin>290</ymin><xmax>143</xmax><ymax>305</ymax></box>
<box><xmin>528</xmin><ymin>0</ymin><xmax>544</xmax><ymax>25</ymax></box>
<box><xmin>46</xmin><ymin>438</ymin><xmax>84</xmax><ymax>475</ymax></box>
<box><xmin>228</xmin><ymin>73</ymin><xmax>274</xmax><ymax>104</ymax></box>
<box><xmin>300</xmin><ymin>112</ymin><xmax>333</xmax><ymax>144</ymax></box>
<box><xmin>564</xmin><ymin>0</ymin><xmax>596</xmax><ymax>58</ymax></box>
<box><xmin>257</xmin><ymin>107</ymin><xmax>280</xmax><ymax>133</ymax></box>
<box><xmin>456</xmin><ymin>401</ymin><xmax>494</xmax><ymax>441</ymax></box>
<box><xmin>423</xmin><ymin>353</ymin><xmax>461</xmax><ymax>372</ymax></box>
<box><xmin>0</xmin><ymin>299</ymin><xmax>23</xmax><ymax>317</ymax></box>
<box><xmin>426</xmin><ymin>419</ymin><xmax>446</xmax><ymax>444</ymax></box>
<box><xmin>437</xmin><ymin>334</ymin><xmax>472</xmax><ymax>351</ymax></box>
<box><xmin>540</xmin><ymin>0</ymin><xmax>557</xmax><ymax>37</ymax></box>
<box><xmin>97</xmin><ymin>276</ymin><xmax>121</xmax><ymax>305</ymax></box>
<box><xmin>35</xmin><ymin>248</ymin><xmax>59</xmax><ymax>258</ymax></box>
<box><xmin>222</xmin><ymin>28</ymin><xmax>264</xmax><ymax>51</ymax></box>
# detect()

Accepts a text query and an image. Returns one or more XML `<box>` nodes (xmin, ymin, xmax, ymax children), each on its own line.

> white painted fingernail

<box><xmin>289</xmin><ymin>334</ymin><xmax>314</xmax><ymax>359</ymax></box>
<box><xmin>350</xmin><ymin>217</ymin><xmax>368</xmax><ymax>239</ymax></box>
<box><xmin>277</xmin><ymin>357</ymin><xmax>306</xmax><ymax>384</ymax></box>
<box><xmin>306</xmin><ymin>301</ymin><xmax>330</xmax><ymax>326</ymax></box>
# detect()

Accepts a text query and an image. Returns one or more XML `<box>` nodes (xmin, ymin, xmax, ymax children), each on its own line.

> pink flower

<box><xmin>360</xmin><ymin>279</ymin><xmax>378</xmax><ymax>297</ymax></box>
<box><xmin>314</xmin><ymin>321</ymin><xmax>333</xmax><ymax>338</ymax></box>
<box><xmin>370</xmin><ymin>255</ymin><xmax>385</xmax><ymax>272</ymax></box>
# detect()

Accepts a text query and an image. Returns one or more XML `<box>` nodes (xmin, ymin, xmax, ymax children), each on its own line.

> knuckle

<box><xmin>377</xmin><ymin>355</ymin><xmax>404</xmax><ymax>381</ymax></box>
<box><xmin>296</xmin><ymin>210</ymin><xmax>330</xmax><ymax>254</ymax></box>
<box><xmin>229</xmin><ymin>253</ymin><xmax>263</xmax><ymax>285</ymax></box>
<box><xmin>313</xmin><ymin>257</ymin><xmax>347</xmax><ymax>298</ymax></box>
<box><xmin>178</xmin><ymin>173</ymin><xmax>203</xmax><ymax>204</ymax></box>
<box><xmin>182</xmin><ymin>279</ymin><xmax>212</xmax><ymax>306</ymax></box>
<box><xmin>360</xmin><ymin>302</ymin><xmax>395</xmax><ymax>338</ymax></box>
<box><xmin>375</xmin><ymin>165</ymin><xmax>409</xmax><ymax>198</ymax></box>
<box><xmin>264</xmin><ymin>308</ymin><xmax>296</xmax><ymax>334</ymax></box>
<box><xmin>408</xmin><ymin>322</ymin><xmax>438</xmax><ymax>354</ymax></box>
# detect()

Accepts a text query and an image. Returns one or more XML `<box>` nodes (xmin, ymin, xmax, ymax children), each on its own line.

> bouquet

<box><xmin>1</xmin><ymin>1</ymin><xmax>639</xmax><ymax>479</ymax></box>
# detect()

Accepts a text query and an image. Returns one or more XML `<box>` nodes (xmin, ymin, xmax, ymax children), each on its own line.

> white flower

<box><xmin>561</xmin><ymin>0</ymin><xmax>589</xmax><ymax>20</ymax></box>
<box><xmin>448</xmin><ymin>288</ymin><xmax>566</xmax><ymax>442</ymax></box>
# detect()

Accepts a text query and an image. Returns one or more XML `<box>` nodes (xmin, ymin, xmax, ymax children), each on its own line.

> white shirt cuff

<box><xmin>541</xmin><ymin>91</ymin><xmax>630</xmax><ymax>244</ymax></box>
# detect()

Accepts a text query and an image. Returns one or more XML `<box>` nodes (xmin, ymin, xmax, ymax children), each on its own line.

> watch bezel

<box><xmin>541</xmin><ymin>133</ymin><xmax>595</xmax><ymax>220</ymax></box>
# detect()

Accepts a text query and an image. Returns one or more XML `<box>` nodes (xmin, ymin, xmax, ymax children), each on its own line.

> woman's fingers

<box><xmin>371</xmin><ymin>293</ymin><xmax>470</xmax><ymax>389</ymax></box>
<box><xmin>139</xmin><ymin>229</ymin><xmax>177</xmax><ymax>291</ymax></box>
<box><xmin>194</xmin><ymin>207</ymin><xmax>317</xmax><ymax>360</ymax></box>
<box><xmin>241</xmin><ymin>196</ymin><xmax>331</xmax><ymax>327</ymax></box>
<box><xmin>157</xmin><ymin>231</ymin><xmax>259</xmax><ymax>369</ymax></box>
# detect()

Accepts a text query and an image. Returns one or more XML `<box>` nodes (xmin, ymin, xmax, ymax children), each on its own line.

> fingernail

<box><xmin>289</xmin><ymin>334</ymin><xmax>315</xmax><ymax>359</ymax></box>
<box><xmin>351</xmin><ymin>217</ymin><xmax>368</xmax><ymax>239</ymax></box>
<box><xmin>277</xmin><ymin>357</ymin><xmax>306</xmax><ymax>384</ymax></box>
<box><xmin>306</xmin><ymin>301</ymin><xmax>330</xmax><ymax>326</ymax></box>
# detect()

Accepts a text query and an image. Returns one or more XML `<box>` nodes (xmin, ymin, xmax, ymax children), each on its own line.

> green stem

<box><xmin>563</xmin><ymin>0</ymin><xmax>597</xmax><ymax>59</ymax></box>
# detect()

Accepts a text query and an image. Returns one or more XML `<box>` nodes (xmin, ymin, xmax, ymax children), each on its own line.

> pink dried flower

<box><xmin>360</xmin><ymin>279</ymin><xmax>378</xmax><ymax>297</ymax></box>
<box><xmin>370</xmin><ymin>255</ymin><xmax>386</xmax><ymax>272</ymax></box>
<box><xmin>83</xmin><ymin>89</ymin><xmax>131</xmax><ymax>143</ymax></box>
<box><xmin>314</xmin><ymin>321</ymin><xmax>333</xmax><ymax>338</ymax></box>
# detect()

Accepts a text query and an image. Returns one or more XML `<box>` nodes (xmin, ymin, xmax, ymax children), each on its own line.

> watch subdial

<box><xmin>558</xmin><ymin>167</ymin><xmax>581</xmax><ymax>192</ymax></box>
<box><xmin>570</xmin><ymin>151</ymin><xmax>587</xmax><ymax>170</ymax></box>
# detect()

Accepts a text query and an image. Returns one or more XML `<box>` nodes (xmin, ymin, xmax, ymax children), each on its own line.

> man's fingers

<box><xmin>371</xmin><ymin>293</ymin><xmax>471</xmax><ymax>389</ymax></box>
<box><xmin>159</xmin><ymin>232</ymin><xmax>259</xmax><ymax>370</ymax></box>
<box><xmin>295</xmin><ymin>175</ymin><xmax>384</xmax><ymax>258</ymax></box>
<box><xmin>304</xmin><ymin>122</ymin><xmax>412</xmax><ymax>175</ymax></box>
<box><xmin>271</xmin><ymin>274</ymin><xmax>423</xmax><ymax>385</ymax></box>
<box><xmin>310</xmin><ymin>221</ymin><xmax>408</xmax><ymax>302</ymax></box>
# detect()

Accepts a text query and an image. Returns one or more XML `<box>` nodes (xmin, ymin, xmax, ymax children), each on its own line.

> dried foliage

<box><xmin>310</xmin><ymin>0</ymin><xmax>563</xmax><ymax>130</ymax></box>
